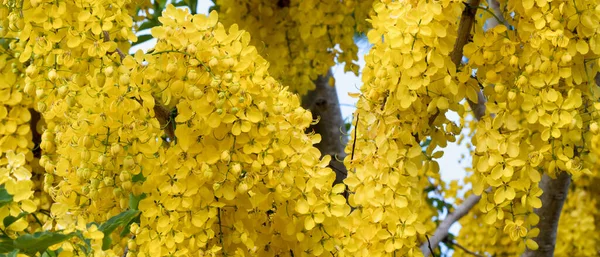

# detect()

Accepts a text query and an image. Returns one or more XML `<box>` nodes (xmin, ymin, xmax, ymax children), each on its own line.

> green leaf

<box><xmin>172</xmin><ymin>0</ymin><xmax>188</xmax><ymax>7</ymax></box>
<box><xmin>73</xmin><ymin>231</ymin><xmax>91</xmax><ymax>255</ymax></box>
<box><xmin>119</xmin><ymin>214</ymin><xmax>140</xmax><ymax>238</ymax></box>
<box><xmin>132</xmin><ymin>34</ymin><xmax>154</xmax><ymax>46</ymax></box>
<box><xmin>137</xmin><ymin>20</ymin><xmax>158</xmax><ymax>32</ymax></box>
<box><xmin>128</xmin><ymin>193</ymin><xmax>146</xmax><ymax>210</ymax></box>
<box><xmin>188</xmin><ymin>0</ymin><xmax>197</xmax><ymax>14</ymax></box>
<box><xmin>98</xmin><ymin>210</ymin><xmax>140</xmax><ymax>250</ymax></box>
<box><xmin>423</xmin><ymin>185</ymin><xmax>436</xmax><ymax>193</ymax></box>
<box><xmin>0</xmin><ymin>186</ymin><xmax>14</xmax><ymax>208</ymax></box>
<box><xmin>41</xmin><ymin>250</ymin><xmax>58</xmax><ymax>257</ymax></box>
<box><xmin>3</xmin><ymin>213</ymin><xmax>27</xmax><ymax>228</ymax></box>
<box><xmin>13</xmin><ymin>231</ymin><xmax>75</xmax><ymax>255</ymax></box>
<box><xmin>7</xmin><ymin>250</ymin><xmax>18</xmax><ymax>257</ymax></box>
<box><xmin>209</xmin><ymin>4</ymin><xmax>220</xmax><ymax>13</ymax></box>
<box><xmin>0</xmin><ymin>241</ymin><xmax>15</xmax><ymax>254</ymax></box>
<box><xmin>420</xmin><ymin>138</ymin><xmax>432</xmax><ymax>148</ymax></box>
<box><xmin>131</xmin><ymin>172</ymin><xmax>145</xmax><ymax>183</ymax></box>
<box><xmin>156</xmin><ymin>0</ymin><xmax>167</xmax><ymax>10</ymax></box>
<box><xmin>0</xmin><ymin>249</ymin><xmax>18</xmax><ymax>257</ymax></box>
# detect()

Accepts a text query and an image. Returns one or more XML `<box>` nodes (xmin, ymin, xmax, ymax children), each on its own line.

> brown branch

<box><xmin>153</xmin><ymin>103</ymin><xmax>175</xmax><ymax>142</ymax></box>
<box><xmin>451</xmin><ymin>0</ymin><xmax>481</xmax><ymax>66</ymax></box>
<box><xmin>428</xmin><ymin>0</ymin><xmax>485</xmax><ymax>126</ymax></box>
<box><xmin>421</xmin><ymin>1</ymin><xmax>484</xmax><ymax>255</ymax></box>
<box><xmin>455</xmin><ymin>0</ymin><xmax>486</xmax><ymax>122</ymax></box>
<box><xmin>425</xmin><ymin>235</ymin><xmax>437</xmax><ymax>257</ymax></box>
<box><xmin>29</xmin><ymin>108</ymin><xmax>42</xmax><ymax>158</ymax></box>
<box><xmin>521</xmin><ymin>172</ymin><xmax>571</xmax><ymax>257</ymax></box>
<box><xmin>467</xmin><ymin>89</ymin><xmax>486</xmax><ymax>121</ymax></box>
<box><xmin>122</xmin><ymin>245</ymin><xmax>129</xmax><ymax>257</ymax></box>
<box><xmin>103</xmin><ymin>31</ymin><xmax>126</xmax><ymax>60</ymax></box>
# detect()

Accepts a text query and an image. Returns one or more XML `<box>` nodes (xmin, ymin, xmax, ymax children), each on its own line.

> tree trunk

<box><xmin>521</xmin><ymin>172</ymin><xmax>571</xmax><ymax>257</ymax></box>
<box><xmin>301</xmin><ymin>69</ymin><xmax>349</xmax><ymax>185</ymax></box>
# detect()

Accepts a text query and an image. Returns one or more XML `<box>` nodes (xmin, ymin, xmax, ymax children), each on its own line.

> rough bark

<box><xmin>301</xmin><ymin>69</ymin><xmax>349</xmax><ymax>185</ymax></box>
<box><xmin>521</xmin><ymin>172</ymin><xmax>571</xmax><ymax>257</ymax></box>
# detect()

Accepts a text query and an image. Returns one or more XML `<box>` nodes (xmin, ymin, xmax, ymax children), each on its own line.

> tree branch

<box><xmin>450</xmin><ymin>0</ymin><xmax>481</xmax><ymax>66</ymax></box>
<box><xmin>421</xmin><ymin>0</ymin><xmax>484</xmax><ymax>255</ymax></box>
<box><xmin>301</xmin><ymin>69</ymin><xmax>349</xmax><ymax>185</ymax></box>
<box><xmin>29</xmin><ymin>108</ymin><xmax>42</xmax><ymax>158</ymax></box>
<box><xmin>443</xmin><ymin>237</ymin><xmax>485</xmax><ymax>257</ymax></box>
<box><xmin>103</xmin><ymin>31</ymin><xmax>126</xmax><ymax>60</ymax></box>
<box><xmin>421</xmin><ymin>193</ymin><xmax>482</xmax><ymax>256</ymax></box>
<box><xmin>454</xmin><ymin>0</ymin><xmax>485</xmax><ymax>122</ymax></box>
<box><xmin>153</xmin><ymin>103</ymin><xmax>176</xmax><ymax>142</ymax></box>
<box><xmin>521</xmin><ymin>173</ymin><xmax>571</xmax><ymax>257</ymax></box>
<box><xmin>484</xmin><ymin>0</ymin><xmax>508</xmax><ymax>28</ymax></box>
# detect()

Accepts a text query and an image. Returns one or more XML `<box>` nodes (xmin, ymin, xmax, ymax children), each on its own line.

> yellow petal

<box><xmin>295</xmin><ymin>199</ymin><xmax>309</xmax><ymax>214</ymax></box>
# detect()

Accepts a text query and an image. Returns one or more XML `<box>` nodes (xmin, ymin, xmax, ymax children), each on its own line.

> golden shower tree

<box><xmin>0</xmin><ymin>0</ymin><xmax>599</xmax><ymax>256</ymax></box>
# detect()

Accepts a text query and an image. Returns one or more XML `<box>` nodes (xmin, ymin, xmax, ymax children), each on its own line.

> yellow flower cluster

<box><xmin>553</xmin><ymin>134</ymin><xmax>600</xmax><ymax>256</ymax></box>
<box><xmin>555</xmin><ymin>187</ymin><xmax>600</xmax><ymax>256</ymax></box>
<box><xmin>128</xmin><ymin>7</ymin><xmax>350</xmax><ymax>256</ymax></box>
<box><xmin>0</xmin><ymin>14</ymin><xmax>51</xmax><ymax>239</ymax></box>
<box><xmin>455</xmin><ymin>178</ymin><xmax>600</xmax><ymax>257</ymax></box>
<box><xmin>213</xmin><ymin>0</ymin><xmax>373</xmax><ymax>95</ymax></box>
<box><xmin>1</xmin><ymin>0</ymin><xmax>165</xmax><ymax>253</ymax></box>
<box><xmin>3</xmin><ymin>0</ymin><xmax>355</xmax><ymax>254</ymax></box>
<box><xmin>345</xmin><ymin>0</ymin><xmax>466</xmax><ymax>255</ymax></box>
<box><xmin>5</xmin><ymin>0</ymin><xmax>600</xmax><ymax>255</ymax></box>
<box><xmin>455</xmin><ymin>0</ymin><xmax>600</xmax><ymax>253</ymax></box>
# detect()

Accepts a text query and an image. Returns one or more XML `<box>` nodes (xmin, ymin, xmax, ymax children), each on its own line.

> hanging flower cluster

<box><xmin>455</xmin><ymin>0</ymin><xmax>600</xmax><ymax>254</ymax></box>
<box><xmin>344</xmin><ymin>0</ymin><xmax>467</xmax><ymax>255</ymax></box>
<box><xmin>213</xmin><ymin>0</ymin><xmax>374</xmax><ymax>94</ymax></box>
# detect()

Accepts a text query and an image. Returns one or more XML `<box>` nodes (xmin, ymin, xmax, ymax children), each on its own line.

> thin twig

<box><xmin>103</xmin><ymin>31</ymin><xmax>126</xmax><ymax>60</ymax></box>
<box><xmin>350</xmin><ymin>113</ymin><xmax>359</xmax><ymax>161</ymax></box>
<box><xmin>122</xmin><ymin>235</ymin><xmax>135</xmax><ymax>257</ymax></box>
<box><xmin>31</xmin><ymin>212</ymin><xmax>43</xmax><ymax>227</ymax></box>
<box><xmin>217</xmin><ymin>207</ymin><xmax>225</xmax><ymax>257</ymax></box>
<box><xmin>327</xmin><ymin>164</ymin><xmax>347</xmax><ymax>176</ymax></box>
<box><xmin>444</xmin><ymin>238</ymin><xmax>485</xmax><ymax>257</ymax></box>
<box><xmin>425</xmin><ymin>235</ymin><xmax>437</xmax><ymax>257</ymax></box>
